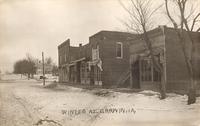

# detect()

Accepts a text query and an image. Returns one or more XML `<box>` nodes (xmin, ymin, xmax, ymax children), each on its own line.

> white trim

<box><xmin>92</xmin><ymin>45</ymin><xmax>100</xmax><ymax>60</ymax></box>
<box><xmin>116</xmin><ymin>42</ymin><xmax>123</xmax><ymax>59</ymax></box>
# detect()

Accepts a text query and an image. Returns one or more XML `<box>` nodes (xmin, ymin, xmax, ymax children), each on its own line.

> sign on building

<box><xmin>92</xmin><ymin>46</ymin><xmax>99</xmax><ymax>60</ymax></box>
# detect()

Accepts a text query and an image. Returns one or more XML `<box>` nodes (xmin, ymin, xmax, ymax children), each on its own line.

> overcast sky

<box><xmin>0</xmin><ymin>0</ymin><xmax>199</xmax><ymax>73</ymax></box>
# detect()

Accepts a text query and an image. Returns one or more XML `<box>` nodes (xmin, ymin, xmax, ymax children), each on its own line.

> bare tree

<box><xmin>26</xmin><ymin>53</ymin><xmax>35</xmax><ymax>62</ymax></box>
<box><xmin>45</xmin><ymin>57</ymin><xmax>53</xmax><ymax>65</ymax></box>
<box><xmin>13</xmin><ymin>59</ymin><xmax>36</xmax><ymax>79</ymax></box>
<box><xmin>119</xmin><ymin>0</ymin><xmax>166</xmax><ymax>99</ymax></box>
<box><xmin>52</xmin><ymin>65</ymin><xmax>58</xmax><ymax>76</ymax></box>
<box><xmin>165</xmin><ymin>0</ymin><xmax>200</xmax><ymax>104</ymax></box>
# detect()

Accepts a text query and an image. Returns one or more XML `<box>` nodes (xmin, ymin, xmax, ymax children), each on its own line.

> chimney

<box><xmin>159</xmin><ymin>25</ymin><xmax>166</xmax><ymax>34</ymax></box>
<box><xmin>79</xmin><ymin>43</ymin><xmax>82</xmax><ymax>58</ymax></box>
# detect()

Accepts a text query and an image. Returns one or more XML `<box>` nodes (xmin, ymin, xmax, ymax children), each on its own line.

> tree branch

<box><xmin>191</xmin><ymin>13</ymin><xmax>200</xmax><ymax>31</ymax></box>
<box><xmin>196</xmin><ymin>27</ymin><xmax>200</xmax><ymax>32</ymax></box>
<box><xmin>165</xmin><ymin>0</ymin><xmax>178</xmax><ymax>29</ymax></box>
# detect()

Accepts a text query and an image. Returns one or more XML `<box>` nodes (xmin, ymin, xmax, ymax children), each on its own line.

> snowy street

<box><xmin>0</xmin><ymin>74</ymin><xmax>200</xmax><ymax>126</ymax></box>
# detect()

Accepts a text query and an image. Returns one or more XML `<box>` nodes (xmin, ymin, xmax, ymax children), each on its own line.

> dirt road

<box><xmin>0</xmin><ymin>75</ymin><xmax>61</xmax><ymax>126</ymax></box>
<box><xmin>0</xmin><ymin>74</ymin><xmax>200</xmax><ymax>126</ymax></box>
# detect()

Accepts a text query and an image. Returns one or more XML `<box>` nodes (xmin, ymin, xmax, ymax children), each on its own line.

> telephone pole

<box><xmin>42</xmin><ymin>52</ymin><xmax>45</xmax><ymax>86</ymax></box>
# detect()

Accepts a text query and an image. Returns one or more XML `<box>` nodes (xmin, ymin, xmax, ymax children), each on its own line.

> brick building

<box><xmin>58</xmin><ymin>27</ymin><xmax>200</xmax><ymax>93</ymax></box>
<box><xmin>58</xmin><ymin>31</ymin><xmax>135</xmax><ymax>87</ymax></box>
<box><xmin>129</xmin><ymin>26</ymin><xmax>200</xmax><ymax>93</ymax></box>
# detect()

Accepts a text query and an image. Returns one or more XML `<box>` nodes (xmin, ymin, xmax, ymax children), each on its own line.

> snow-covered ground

<box><xmin>0</xmin><ymin>74</ymin><xmax>200</xmax><ymax>126</ymax></box>
<box><xmin>34</xmin><ymin>74</ymin><xmax>58</xmax><ymax>82</ymax></box>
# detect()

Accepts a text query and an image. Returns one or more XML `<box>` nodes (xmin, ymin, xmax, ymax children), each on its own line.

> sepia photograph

<box><xmin>0</xmin><ymin>0</ymin><xmax>200</xmax><ymax>126</ymax></box>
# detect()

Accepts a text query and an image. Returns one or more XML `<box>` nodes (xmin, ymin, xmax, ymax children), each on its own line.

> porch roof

<box><xmin>60</xmin><ymin>57</ymin><xmax>87</xmax><ymax>68</ymax></box>
<box><xmin>71</xmin><ymin>57</ymin><xmax>86</xmax><ymax>63</ymax></box>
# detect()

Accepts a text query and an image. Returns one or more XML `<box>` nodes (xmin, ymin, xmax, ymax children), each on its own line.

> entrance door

<box><xmin>90</xmin><ymin>66</ymin><xmax>95</xmax><ymax>86</ymax></box>
<box><xmin>139</xmin><ymin>58</ymin><xmax>161</xmax><ymax>90</ymax></box>
<box><xmin>131</xmin><ymin>60</ymin><xmax>140</xmax><ymax>88</ymax></box>
<box><xmin>76</xmin><ymin>62</ymin><xmax>81</xmax><ymax>83</ymax></box>
<box><xmin>69</xmin><ymin>65</ymin><xmax>75</xmax><ymax>83</ymax></box>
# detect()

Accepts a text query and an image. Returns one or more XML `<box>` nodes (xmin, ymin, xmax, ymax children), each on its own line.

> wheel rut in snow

<box><xmin>34</xmin><ymin>118</ymin><xmax>63</xmax><ymax>126</ymax></box>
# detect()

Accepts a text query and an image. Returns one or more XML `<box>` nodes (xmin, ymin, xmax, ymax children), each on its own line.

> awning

<box><xmin>71</xmin><ymin>57</ymin><xmax>86</xmax><ymax>63</ymax></box>
<box><xmin>68</xmin><ymin>63</ymin><xmax>76</xmax><ymax>66</ymax></box>
<box><xmin>139</xmin><ymin>47</ymin><xmax>164</xmax><ymax>57</ymax></box>
<box><xmin>60</xmin><ymin>57</ymin><xmax>87</xmax><ymax>67</ymax></box>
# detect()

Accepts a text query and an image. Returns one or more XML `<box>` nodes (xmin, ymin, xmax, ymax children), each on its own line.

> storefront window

<box><xmin>140</xmin><ymin>58</ymin><xmax>161</xmax><ymax>82</ymax></box>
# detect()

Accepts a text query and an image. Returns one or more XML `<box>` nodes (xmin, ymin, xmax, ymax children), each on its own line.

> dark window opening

<box><xmin>140</xmin><ymin>58</ymin><xmax>161</xmax><ymax>82</ymax></box>
<box><xmin>116</xmin><ymin>42</ymin><xmax>123</xmax><ymax>58</ymax></box>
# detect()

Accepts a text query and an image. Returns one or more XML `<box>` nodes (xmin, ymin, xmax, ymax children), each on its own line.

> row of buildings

<box><xmin>58</xmin><ymin>26</ymin><xmax>200</xmax><ymax>93</ymax></box>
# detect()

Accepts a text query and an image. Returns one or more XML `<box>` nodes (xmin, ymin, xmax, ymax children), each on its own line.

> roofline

<box><xmin>58</xmin><ymin>38</ymin><xmax>90</xmax><ymax>49</ymax></box>
<box><xmin>89</xmin><ymin>30</ymin><xmax>136</xmax><ymax>38</ymax></box>
<box><xmin>127</xmin><ymin>26</ymin><xmax>165</xmax><ymax>42</ymax></box>
<box><xmin>58</xmin><ymin>39</ymin><xmax>70</xmax><ymax>49</ymax></box>
<box><xmin>128</xmin><ymin>25</ymin><xmax>200</xmax><ymax>43</ymax></box>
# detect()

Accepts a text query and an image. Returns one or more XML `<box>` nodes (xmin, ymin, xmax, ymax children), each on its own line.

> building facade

<box><xmin>58</xmin><ymin>27</ymin><xmax>200</xmax><ymax>93</ymax></box>
<box><xmin>129</xmin><ymin>26</ymin><xmax>200</xmax><ymax>93</ymax></box>
<box><xmin>58</xmin><ymin>31</ymin><xmax>135</xmax><ymax>87</ymax></box>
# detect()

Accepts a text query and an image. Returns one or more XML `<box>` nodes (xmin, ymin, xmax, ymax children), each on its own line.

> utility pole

<box><xmin>42</xmin><ymin>52</ymin><xmax>45</xmax><ymax>86</ymax></box>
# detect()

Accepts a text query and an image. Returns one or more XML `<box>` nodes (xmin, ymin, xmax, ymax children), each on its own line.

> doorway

<box><xmin>90</xmin><ymin>66</ymin><xmax>95</xmax><ymax>86</ymax></box>
<box><xmin>139</xmin><ymin>57</ymin><xmax>161</xmax><ymax>90</ymax></box>
<box><xmin>76</xmin><ymin>62</ymin><xmax>81</xmax><ymax>83</ymax></box>
<box><xmin>131</xmin><ymin>60</ymin><xmax>140</xmax><ymax>88</ymax></box>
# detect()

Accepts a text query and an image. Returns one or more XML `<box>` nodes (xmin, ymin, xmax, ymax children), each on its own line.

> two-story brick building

<box><xmin>58</xmin><ymin>31</ymin><xmax>135</xmax><ymax>87</ymax></box>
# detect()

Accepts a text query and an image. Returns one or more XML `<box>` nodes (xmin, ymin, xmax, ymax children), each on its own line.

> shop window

<box><xmin>140</xmin><ymin>58</ymin><xmax>161</xmax><ymax>82</ymax></box>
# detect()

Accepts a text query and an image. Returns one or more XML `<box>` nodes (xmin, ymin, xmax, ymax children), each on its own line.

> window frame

<box><xmin>116</xmin><ymin>42</ymin><xmax>123</xmax><ymax>59</ymax></box>
<box><xmin>140</xmin><ymin>57</ymin><xmax>161</xmax><ymax>82</ymax></box>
